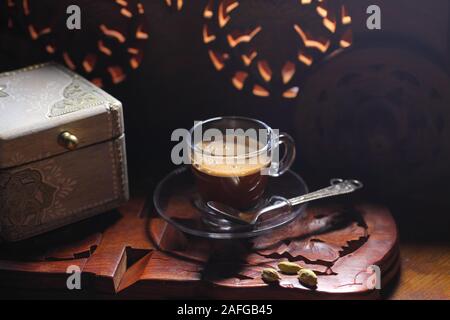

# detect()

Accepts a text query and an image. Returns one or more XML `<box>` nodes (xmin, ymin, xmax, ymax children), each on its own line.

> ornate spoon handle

<box><xmin>252</xmin><ymin>179</ymin><xmax>363</xmax><ymax>224</ymax></box>
<box><xmin>209</xmin><ymin>179</ymin><xmax>364</xmax><ymax>225</ymax></box>
<box><xmin>289</xmin><ymin>179</ymin><xmax>363</xmax><ymax>206</ymax></box>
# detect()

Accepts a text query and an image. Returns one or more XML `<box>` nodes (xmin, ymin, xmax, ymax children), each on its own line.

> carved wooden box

<box><xmin>0</xmin><ymin>63</ymin><xmax>129</xmax><ymax>242</ymax></box>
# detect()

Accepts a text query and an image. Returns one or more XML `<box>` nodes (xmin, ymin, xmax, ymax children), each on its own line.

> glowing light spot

<box><xmin>136</xmin><ymin>25</ymin><xmax>149</xmax><ymax>39</ymax></box>
<box><xmin>203</xmin><ymin>25</ymin><xmax>216</xmax><ymax>44</ymax></box>
<box><xmin>108</xmin><ymin>66</ymin><xmax>126</xmax><ymax>84</ymax></box>
<box><xmin>82</xmin><ymin>54</ymin><xmax>97</xmax><ymax>73</ymax></box>
<box><xmin>208</xmin><ymin>50</ymin><xmax>228</xmax><ymax>71</ymax></box>
<box><xmin>23</xmin><ymin>0</ymin><xmax>30</xmax><ymax>15</ymax></box>
<box><xmin>28</xmin><ymin>25</ymin><xmax>38</xmax><ymax>40</ymax></box>
<box><xmin>232</xmin><ymin>71</ymin><xmax>248</xmax><ymax>90</ymax></box>
<box><xmin>225</xmin><ymin>1</ymin><xmax>239</xmax><ymax>14</ymax></box>
<box><xmin>46</xmin><ymin>45</ymin><xmax>55</xmax><ymax>54</ymax></box>
<box><xmin>341</xmin><ymin>5</ymin><xmax>352</xmax><ymax>24</ymax></box>
<box><xmin>137</xmin><ymin>3</ymin><xmax>144</xmax><ymax>14</ymax></box>
<box><xmin>100</xmin><ymin>24</ymin><xmax>126</xmax><ymax>43</ymax></box>
<box><xmin>294</xmin><ymin>24</ymin><xmax>330</xmax><ymax>53</ymax></box>
<box><xmin>241</xmin><ymin>50</ymin><xmax>257</xmax><ymax>66</ymax></box>
<box><xmin>91</xmin><ymin>78</ymin><xmax>103</xmax><ymax>88</ymax></box>
<box><xmin>177</xmin><ymin>0</ymin><xmax>183</xmax><ymax>11</ymax></box>
<box><xmin>63</xmin><ymin>52</ymin><xmax>76</xmax><ymax>70</ymax></box>
<box><xmin>204</xmin><ymin>0</ymin><xmax>214</xmax><ymax>18</ymax></box>
<box><xmin>218</xmin><ymin>2</ymin><xmax>230</xmax><ymax>27</ymax></box>
<box><xmin>218</xmin><ymin>1</ymin><xmax>239</xmax><ymax>27</ymax></box>
<box><xmin>323</xmin><ymin>16</ymin><xmax>336</xmax><ymax>33</ymax></box>
<box><xmin>298</xmin><ymin>52</ymin><xmax>313</xmax><ymax>66</ymax></box>
<box><xmin>282</xmin><ymin>61</ymin><xmax>296</xmax><ymax>84</ymax></box>
<box><xmin>340</xmin><ymin>29</ymin><xmax>353</xmax><ymax>48</ymax></box>
<box><xmin>253</xmin><ymin>85</ymin><xmax>270</xmax><ymax>97</ymax></box>
<box><xmin>127</xmin><ymin>47</ymin><xmax>139</xmax><ymax>55</ymax></box>
<box><xmin>40</xmin><ymin>27</ymin><xmax>51</xmax><ymax>36</ymax></box>
<box><xmin>130</xmin><ymin>52</ymin><xmax>143</xmax><ymax>69</ymax></box>
<box><xmin>120</xmin><ymin>8</ymin><xmax>133</xmax><ymax>18</ymax></box>
<box><xmin>257</xmin><ymin>60</ymin><xmax>272</xmax><ymax>82</ymax></box>
<box><xmin>227</xmin><ymin>26</ymin><xmax>262</xmax><ymax>48</ymax></box>
<box><xmin>283</xmin><ymin>87</ymin><xmax>299</xmax><ymax>99</ymax></box>
<box><xmin>98</xmin><ymin>40</ymin><xmax>112</xmax><ymax>56</ymax></box>
<box><xmin>316</xmin><ymin>6</ymin><xmax>327</xmax><ymax>18</ymax></box>
<box><xmin>116</xmin><ymin>0</ymin><xmax>128</xmax><ymax>6</ymax></box>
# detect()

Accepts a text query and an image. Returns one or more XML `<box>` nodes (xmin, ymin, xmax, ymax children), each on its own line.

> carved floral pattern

<box><xmin>0</xmin><ymin>160</ymin><xmax>77</xmax><ymax>239</ymax></box>
<box><xmin>0</xmin><ymin>169</ymin><xmax>56</xmax><ymax>226</ymax></box>
<box><xmin>151</xmin><ymin>205</ymin><xmax>371</xmax><ymax>283</ymax></box>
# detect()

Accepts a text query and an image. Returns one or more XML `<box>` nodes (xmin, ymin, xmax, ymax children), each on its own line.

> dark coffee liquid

<box><xmin>192</xmin><ymin>166</ymin><xmax>268</xmax><ymax>210</ymax></box>
<box><xmin>191</xmin><ymin>136</ymin><xmax>270</xmax><ymax>209</ymax></box>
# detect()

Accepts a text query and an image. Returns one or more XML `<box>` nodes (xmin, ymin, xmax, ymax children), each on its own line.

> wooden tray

<box><xmin>0</xmin><ymin>197</ymin><xmax>399</xmax><ymax>299</ymax></box>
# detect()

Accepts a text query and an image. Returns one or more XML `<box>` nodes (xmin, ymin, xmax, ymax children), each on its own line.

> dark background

<box><xmin>1</xmin><ymin>0</ymin><xmax>449</xmax><ymax>241</ymax></box>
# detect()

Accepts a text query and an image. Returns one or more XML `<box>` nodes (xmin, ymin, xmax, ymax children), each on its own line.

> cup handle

<box><xmin>268</xmin><ymin>133</ymin><xmax>296</xmax><ymax>177</ymax></box>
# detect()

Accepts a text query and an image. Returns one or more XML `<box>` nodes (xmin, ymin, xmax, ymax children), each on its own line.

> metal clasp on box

<box><xmin>58</xmin><ymin>131</ymin><xmax>79</xmax><ymax>150</ymax></box>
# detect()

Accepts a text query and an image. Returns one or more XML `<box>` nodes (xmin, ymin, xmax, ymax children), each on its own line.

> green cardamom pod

<box><xmin>298</xmin><ymin>268</ymin><xmax>318</xmax><ymax>287</ymax></box>
<box><xmin>278</xmin><ymin>261</ymin><xmax>302</xmax><ymax>274</ymax></box>
<box><xmin>261</xmin><ymin>268</ymin><xmax>281</xmax><ymax>283</ymax></box>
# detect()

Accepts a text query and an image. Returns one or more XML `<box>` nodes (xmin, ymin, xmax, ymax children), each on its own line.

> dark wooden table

<box><xmin>382</xmin><ymin>243</ymin><xmax>449</xmax><ymax>300</ymax></box>
<box><xmin>0</xmin><ymin>197</ymin><xmax>448</xmax><ymax>300</ymax></box>
<box><xmin>1</xmin><ymin>244</ymin><xmax>446</xmax><ymax>300</ymax></box>
<box><xmin>381</xmin><ymin>201</ymin><xmax>450</xmax><ymax>300</ymax></box>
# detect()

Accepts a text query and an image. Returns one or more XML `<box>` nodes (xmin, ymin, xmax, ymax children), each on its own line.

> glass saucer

<box><xmin>153</xmin><ymin>166</ymin><xmax>309</xmax><ymax>239</ymax></box>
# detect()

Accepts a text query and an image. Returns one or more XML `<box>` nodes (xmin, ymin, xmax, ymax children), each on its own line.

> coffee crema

<box><xmin>191</xmin><ymin>136</ymin><xmax>271</xmax><ymax>177</ymax></box>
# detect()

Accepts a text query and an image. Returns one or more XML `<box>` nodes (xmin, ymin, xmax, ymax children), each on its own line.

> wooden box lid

<box><xmin>0</xmin><ymin>62</ymin><xmax>124</xmax><ymax>169</ymax></box>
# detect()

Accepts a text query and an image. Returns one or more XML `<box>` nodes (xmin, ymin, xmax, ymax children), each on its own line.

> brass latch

<box><xmin>58</xmin><ymin>131</ymin><xmax>79</xmax><ymax>150</ymax></box>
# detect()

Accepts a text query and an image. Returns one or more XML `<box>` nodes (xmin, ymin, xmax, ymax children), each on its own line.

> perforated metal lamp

<box><xmin>4</xmin><ymin>0</ymin><xmax>149</xmax><ymax>87</ymax></box>
<box><xmin>201</xmin><ymin>0</ymin><xmax>353</xmax><ymax>99</ymax></box>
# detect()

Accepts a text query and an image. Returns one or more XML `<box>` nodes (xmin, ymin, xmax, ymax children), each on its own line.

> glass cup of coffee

<box><xmin>189</xmin><ymin>116</ymin><xmax>296</xmax><ymax>210</ymax></box>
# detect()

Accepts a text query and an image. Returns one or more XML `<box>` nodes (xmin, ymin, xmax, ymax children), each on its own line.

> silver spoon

<box><xmin>207</xmin><ymin>179</ymin><xmax>363</xmax><ymax>225</ymax></box>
